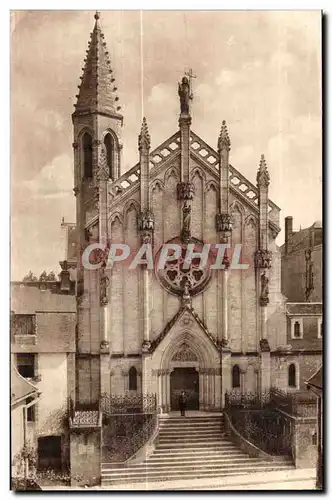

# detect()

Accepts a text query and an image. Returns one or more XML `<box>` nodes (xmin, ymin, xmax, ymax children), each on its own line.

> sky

<box><xmin>11</xmin><ymin>10</ymin><xmax>322</xmax><ymax>280</ymax></box>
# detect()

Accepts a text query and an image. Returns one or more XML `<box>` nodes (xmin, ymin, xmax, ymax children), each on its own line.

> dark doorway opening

<box><xmin>170</xmin><ymin>367</ymin><xmax>199</xmax><ymax>411</ymax></box>
<box><xmin>38</xmin><ymin>436</ymin><xmax>62</xmax><ymax>470</ymax></box>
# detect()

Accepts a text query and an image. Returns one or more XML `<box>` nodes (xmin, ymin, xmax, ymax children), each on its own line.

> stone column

<box><xmin>215</xmin><ymin>368</ymin><xmax>222</xmax><ymax>410</ymax></box>
<box><xmin>221</xmin><ymin>349</ymin><xmax>231</xmax><ymax>408</ymax></box>
<box><xmin>162</xmin><ymin>371</ymin><xmax>167</xmax><ymax>413</ymax></box>
<box><xmin>255</xmin><ymin>154</ymin><xmax>272</xmax><ymax>395</ymax></box>
<box><xmin>216</xmin><ymin>121</ymin><xmax>232</xmax><ymax>349</ymax></box>
<box><xmin>166</xmin><ymin>371</ymin><xmax>171</xmax><ymax>412</ymax></box>
<box><xmin>204</xmin><ymin>372</ymin><xmax>209</xmax><ymax>409</ymax></box>
<box><xmin>211</xmin><ymin>370</ymin><xmax>216</xmax><ymax>408</ymax></box>
<box><xmin>179</xmin><ymin>115</ymin><xmax>191</xmax><ymax>183</ymax></box>
<box><xmin>157</xmin><ymin>371</ymin><xmax>162</xmax><ymax>411</ymax></box>
<box><xmin>138</xmin><ymin>118</ymin><xmax>154</xmax><ymax>353</ymax></box>
<box><xmin>199</xmin><ymin>371</ymin><xmax>204</xmax><ymax>410</ymax></box>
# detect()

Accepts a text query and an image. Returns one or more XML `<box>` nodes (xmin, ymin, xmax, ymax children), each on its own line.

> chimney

<box><xmin>285</xmin><ymin>216</ymin><xmax>293</xmax><ymax>254</ymax></box>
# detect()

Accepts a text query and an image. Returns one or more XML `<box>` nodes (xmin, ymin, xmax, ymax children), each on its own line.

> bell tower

<box><xmin>70</xmin><ymin>12</ymin><xmax>123</xmax><ymax>486</ymax></box>
<box><xmin>73</xmin><ymin>10</ymin><xmax>123</xmax><ymax>257</ymax></box>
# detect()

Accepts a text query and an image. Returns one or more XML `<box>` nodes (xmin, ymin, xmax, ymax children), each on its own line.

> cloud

<box><xmin>215</xmin><ymin>69</ymin><xmax>237</xmax><ymax>86</ymax></box>
<box><xmin>22</xmin><ymin>154</ymin><xmax>73</xmax><ymax>199</ymax></box>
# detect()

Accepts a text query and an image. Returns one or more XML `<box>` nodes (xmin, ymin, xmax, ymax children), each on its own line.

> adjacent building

<box><xmin>281</xmin><ymin>217</ymin><xmax>322</xmax><ymax>302</ymax></box>
<box><xmin>11</xmin><ymin>278</ymin><xmax>76</xmax><ymax>471</ymax></box>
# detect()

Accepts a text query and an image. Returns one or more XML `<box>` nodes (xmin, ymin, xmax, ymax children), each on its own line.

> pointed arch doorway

<box><xmin>170</xmin><ymin>367</ymin><xmax>199</xmax><ymax>410</ymax></box>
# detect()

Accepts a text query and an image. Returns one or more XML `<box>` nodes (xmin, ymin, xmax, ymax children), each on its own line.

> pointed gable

<box><xmin>104</xmin><ymin>129</ymin><xmax>280</xmax><ymax>233</ymax></box>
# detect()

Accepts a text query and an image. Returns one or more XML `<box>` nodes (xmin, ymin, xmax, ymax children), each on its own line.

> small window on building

<box><xmin>12</xmin><ymin>314</ymin><xmax>35</xmax><ymax>336</ymax></box>
<box><xmin>16</xmin><ymin>353</ymin><xmax>35</xmax><ymax>378</ymax></box>
<box><xmin>318</xmin><ymin>318</ymin><xmax>322</xmax><ymax>339</ymax></box>
<box><xmin>129</xmin><ymin>366</ymin><xmax>138</xmax><ymax>391</ymax></box>
<box><xmin>26</xmin><ymin>397</ymin><xmax>35</xmax><ymax>422</ymax></box>
<box><xmin>232</xmin><ymin>365</ymin><xmax>240</xmax><ymax>389</ymax></box>
<box><xmin>294</xmin><ymin>321</ymin><xmax>301</xmax><ymax>337</ymax></box>
<box><xmin>291</xmin><ymin>318</ymin><xmax>303</xmax><ymax>339</ymax></box>
<box><xmin>288</xmin><ymin>363</ymin><xmax>297</xmax><ymax>388</ymax></box>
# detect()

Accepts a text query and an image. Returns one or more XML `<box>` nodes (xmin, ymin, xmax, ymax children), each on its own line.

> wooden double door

<box><xmin>170</xmin><ymin>367</ymin><xmax>199</xmax><ymax>410</ymax></box>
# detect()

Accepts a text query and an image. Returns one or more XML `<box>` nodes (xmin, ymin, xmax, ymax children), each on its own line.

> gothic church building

<box><xmin>71</xmin><ymin>12</ymin><xmax>288</xmax><ymax>419</ymax></box>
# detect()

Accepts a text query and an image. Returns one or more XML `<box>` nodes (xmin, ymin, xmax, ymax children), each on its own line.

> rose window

<box><xmin>156</xmin><ymin>239</ymin><xmax>211</xmax><ymax>297</ymax></box>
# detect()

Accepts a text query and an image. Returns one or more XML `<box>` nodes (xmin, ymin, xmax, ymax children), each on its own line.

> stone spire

<box><xmin>74</xmin><ymin>11</ymin><xmax>122</xmax><ymax>117</ymax></box>
<box><xmin>138</xmin><ymin>117</ymin><xmax>151</xmax><ymax>152</ymax></box>
<box><xmin>256</xmin><ymin>154</ymin><xmax>270</xmax><ymax>188</ymax></box>
<box><xmin>218</xmin><ymin>120</ymin><xmax>231</xmax><ymax>152</ymax></box>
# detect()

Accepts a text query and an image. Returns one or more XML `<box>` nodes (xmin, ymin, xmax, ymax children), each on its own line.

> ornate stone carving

<box><xmin>260</xmin><ymin>271</ymin><xmax>269</xmax><ymax>306</ymax></box>
<box><xmin>100</xmin><ymin>340</ymin><xmax>110</xmax><ymax>353</ymax></box>
<box><xmin>138</xmin><ymin>210</ymin><xmax>155</xmax><ymax>231</ymax></box>
<box><xmin>178</xmin><ymin>76</ymin><xmax>192</xmax><ymax>115</ymax></box>
<box><xmin>181</xmin><ymin>279</ymin><xmax>192</xmax><ymax>307</ymax></box>
<box><xmin>97</xmin><ymin>147</ymin><xmax>109</xmax><ymax>182</ymax></box>
<box><xmin>181</xmin><ymin>201</ymin><xmax>191</xmax><ymax>243</ymax></box>
<box><xmin>172</xmin><ymin>343</ymin><xmax>197</xmax><ymax>362</ymax></box>
<box><xmin>73</xmin><ymin>186</ymin><xmax>80</xmax><ymax>196</ymax></box>
<box><xmin>260</xmin><ymin>338</ymin><xmax>270</xmax><ymax>352</ymax></box>
<box><xmin>218</xmin><ymin>120</ymin><xmax>231</xmax><ymax>152</ymax></box>
<box><xmin>180</xmin><ymin>314</ymin><xmax>194</xmax><ymax>327</ymax></box>
<box><xmin>256</xmin><ymin>154</ymin><xmax>270</xmax><ymax>188</ymax></box>
<box><xmin>138</xmin><ymin>117</ymin><xmax>150</xmax><ymax>151</ymax></box>
<box><xmin>215</xmin><ymin>213</ymin><xmax>232</xmax><ymax>234</ymax></box>
<box><xmin>72</xmin><ymin>142</ymin><xmax>78</xmax><ymax>150</ymax></box>
<box><xmin>59</xmin><ymin>260</ymin><xmax>71</xmax><ymax>291</ymax></box>
<box><xmin>177</xmin><ymin>182</ymin><xmax>195</xmax><ymax>200</ymax></box>
<box><xmin>156</xmin><ymin>239</ymin><xmax>211</xmax><ymax>297</ymax></box>
<box><xmin>255</xmin><ymin>249</ymin><xmax>272</xmax><ymax>269</ymax></box>
<box><xmin>93</xmin><ymin>139</ymin><xmax>102</xmax><ymax>146</ymax></box>
<box><xmin>142</xmin><ymin>339</ymin><xmax>151</xmax><ymax>353</ymax></box>
<box><xmin>100</xmin><ymin>265</ymin><xmax>109</xmax><ymax>306</ymax></box>
<box><xmin>138</xmin><ymin>210</ymin><xmax>154</xmax><ymax>245</ymax></box>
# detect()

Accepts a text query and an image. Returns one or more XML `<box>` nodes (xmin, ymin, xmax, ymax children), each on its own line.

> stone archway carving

<box><xmin>172</xmin><ymin>343</ymin><xmax>198</xmax><ymax>362</ymax></box>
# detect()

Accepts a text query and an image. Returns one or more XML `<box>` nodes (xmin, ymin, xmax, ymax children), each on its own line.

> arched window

<box><xmin>288</xmin><ymin>364</ymin><xmax>296</xmax><ymax>388</ymax></box>
<box><xmin>232</xmin><ymin>365</ymin><xmax>240</xmax><ymax>389</ymax></box>
<box><xmin>294</xmin><ymin>321</ymin><xmax>301</xmax><ymax>337</ymax></box>
<box><xmin>104</xmin><ymin>133</ymin><xmax>115</xmax><ymax>180</ymax></box>
<box><xmin>129</xmin><ymin>366</ymin><xmax>137</xmax><ymax>391</ymax></box>
<box><xmin>82</xmin><ymin>132</ymin><xmax>93</xmax><ymax>178</ymax></box>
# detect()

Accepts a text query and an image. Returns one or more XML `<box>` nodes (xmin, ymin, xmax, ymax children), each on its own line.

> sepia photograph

<box><xmin>10</xmin><ymin>9</ymin><xmax>323</xmax><ymax>491</ymax></box>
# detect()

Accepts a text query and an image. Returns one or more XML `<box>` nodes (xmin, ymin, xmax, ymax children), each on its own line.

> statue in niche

<box><xmin>178</xmin><ymin>76</ymin><xmax>192</xmax><ymax>115</ymax></box>
<box><xmin>181</xmin><ymin>201</ymin><xmax>191</xmax><ymax>239</ymax></box>
<box><xmin>261</xmin><ymin>272</ymin><xmax>269</xmax><ymax>298</ymax></box>
<box><xmin>100</xmin><ymin>265</ymin><xmax>110</xmax><ymax>306</ymax></box>
<box><xmin>181</xmin><ymin>278</ymin><xmax>192</xmax><ymax>307</ymax></box>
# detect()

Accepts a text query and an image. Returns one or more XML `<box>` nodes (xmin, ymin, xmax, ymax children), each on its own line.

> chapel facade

<box><xmin>71</xmin><ymin>12</ymin><xmax>289</xmax><ymax>416</ymax></box>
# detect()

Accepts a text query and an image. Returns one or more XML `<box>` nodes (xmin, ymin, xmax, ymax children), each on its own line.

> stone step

<box><xmin>158</xmin><ymin>432</ymin><xmax>224</xmax><ymax>441</ymax></box>
<box><xmin>101</xmin><ymin>464</ymin><xmax>294</xmax><ymax>484</ymax></box>
<box><xmin>151</xmin><ymin>448</ymin><xmax>244</xmax><ymax>457</ymax></box>
<box><xmin>156</xmin><ymin>440</ymin><xmax>228</xmax><ymax>449</ymax></box>
<box><xmin>133</xmin><ymin>456</ymin><xmax>269</xmax><ymax>468</ymax></box>
<box><xmin>161</xmin><ymin>416</ymin><xmax>222</xmax><ymax>422</ymax></box>
<box><xmin>103</xmin><ymin>458</ymin><xmax>292</xmax><ymax>474</ymax></box>
<box><xmin>158</xmin><ymin>425</ymin><xmax>223</xmax><ymax>432</ymax></box>
<box><xmin>158</xmin><ymin>435</ymin><xmax>224</xmax><ymax>443</ymax></box>
<box><xmin>158</xmin><ymin>424</ymin><xmax>223</xmax><ymax>431</ymax></box>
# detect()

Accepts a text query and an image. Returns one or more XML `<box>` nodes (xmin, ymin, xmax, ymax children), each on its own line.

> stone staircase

<box><xmin>101</xmin><ymin>414</ymin><xmax>294</xmax><ymax>487</ymax></box>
